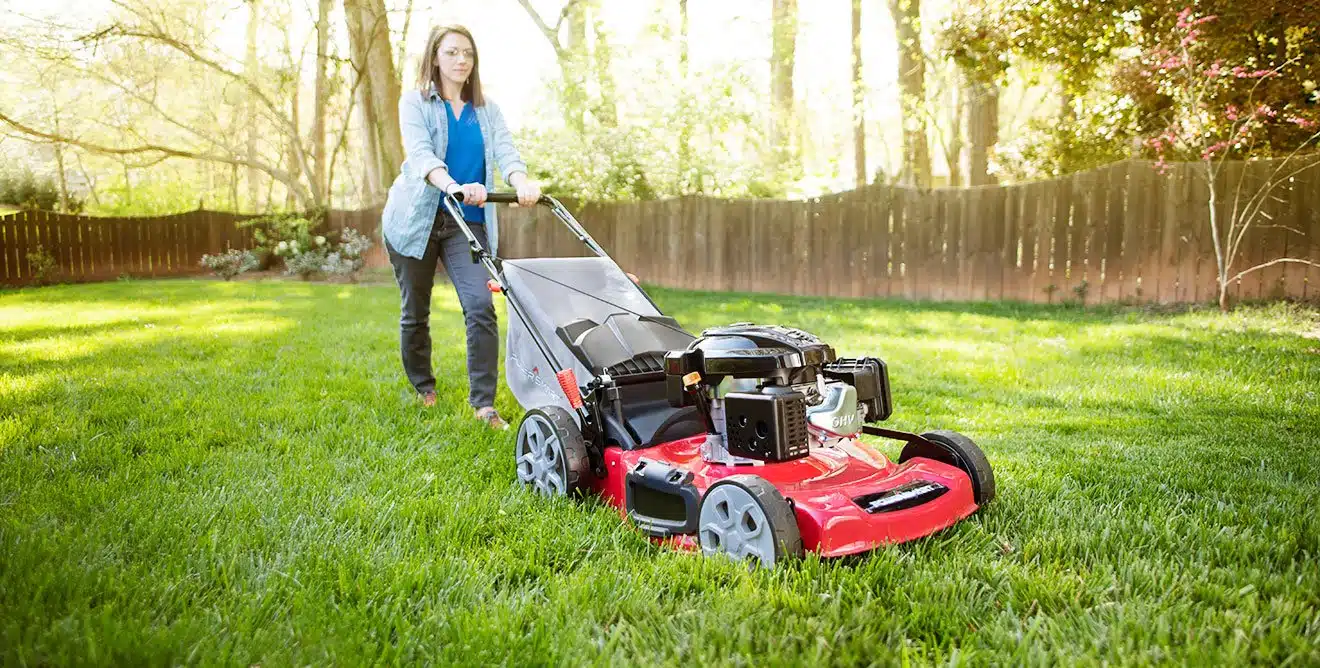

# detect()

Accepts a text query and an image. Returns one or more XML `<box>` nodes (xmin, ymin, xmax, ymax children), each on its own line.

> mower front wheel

<box><xmin>698</xmin><ymin>475</ymin><xmax>803</xmax><ymax>569</ymax></box>
<box><xmin>901</xmin><ymin>430</ymin><xmax>996</xmax><ymax>506</ymax></box>
<box><xmin>514</xmin><ymin>406</ymin><xmax>591</xmax><ymax>498</ymax></box>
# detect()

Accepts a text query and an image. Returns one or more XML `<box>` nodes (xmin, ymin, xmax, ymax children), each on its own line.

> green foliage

<box><xmin>23</xmin><ymin>244</ymin><xmax>59</xmax><ymax>285</ymax></box>
<box><xmin>0</xmin><ymin>168</ymin><xmax>76</xmax><ymax>212</ymax></box>
<box><xmin>199</xmin><ymin>249</ymin><xmax>259</xmax><ymax>280</ymax></box>
<box><xmin>238</xmin><ymin>212</ymin><xmax>322</xmax><ymax>270</ymax></box>
<box><xmin>999</xmin><ymin>95</ymin><xmax>1140</xmax><ymax>178</ymax></box>
<box><xmin>319</xmin><ymin>228</ymin><xmax>373</xmax><ymax>281</ymax></box>
<box><xmin>995</xmin><ymin>1</ymin><xmax>1320</xmax><ymax>174</ymax></box>
<box><xmin>1</xmin><ymin>281</ymin><xmax>1318</xmax><ymax>664</ymax></box>
<box><xmin>87</xmin><ymin>171</ymin><xmax>209</xmax><ymax>216</ymax></box>
<box><xmin>519</xmin><ymin>63</ymin><xmax>785</xmax><ymax>201</ymax></box>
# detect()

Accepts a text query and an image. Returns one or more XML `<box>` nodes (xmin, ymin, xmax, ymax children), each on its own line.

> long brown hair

<box><xmin>416</xmin><ymin>24</ymin><xmax>484</xmax><ymax>106</ymax></box>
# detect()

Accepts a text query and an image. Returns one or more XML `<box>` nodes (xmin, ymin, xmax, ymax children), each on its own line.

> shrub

<box><xmin>319</xmin><ymin>228</ymin><xmax>373</xmax><ymax>281</ymax></box>
<box><xmin>238</xmin><ymin>212</ymin><xmax>321</xmax><ymax>269</ymax></box>
<box><xmin>283</xmin><ymin>248</ymin><xmax>328</xmax><ymax>280</ymax></box>
<box><xmin>0</xmin><ymin>169</ymin><xmax>66</xmax><ymax>211</ymax></box>
<box><xmin>276</xmin><ymin>227</ymin><xmax>372</xmax><ymax>281</ymax></box>
<box><xmin>200</xmin><ymin>249</ymin><xmax>259</xmax><ymax>280</ymax></box>
<box><xmin>25</xmin><ymin>244</ymin><xmax>58</xmax><ymax>285</ymax></box>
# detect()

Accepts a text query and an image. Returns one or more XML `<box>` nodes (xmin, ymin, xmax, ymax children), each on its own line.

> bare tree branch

<box><xmin>1228</xmin><ymin>257</ymin><xmax>1320</xmax><ymax>284</ymax></box>
<box><xmin>0</xmin><ymin>108</ymin><xmax>313</xmax><ymax>204</ymax></box>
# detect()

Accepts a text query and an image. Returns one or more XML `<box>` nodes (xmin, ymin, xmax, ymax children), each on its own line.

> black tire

<box><xmin>900</xmin><ymin>430</ymin><xmax>996</xmax><ymax>506</ymax></box>
<box><xmin>698</xmin><ymin>474</ymin><xmax>803</xmax><ymax>568</ymax></box>
<box><xmin>514</xmin><ymin>406</ymin><xmax>591</xmax><ymax>497</ymax></box>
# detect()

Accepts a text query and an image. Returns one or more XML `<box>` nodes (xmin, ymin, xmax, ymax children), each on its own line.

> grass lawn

<box><xmin>2</xmin><ymin>278</ymin><xmax>1318</xmax><ymax>665</ymax></box>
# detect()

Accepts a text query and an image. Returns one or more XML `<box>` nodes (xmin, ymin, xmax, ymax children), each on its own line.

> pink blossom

<box><xmin>1287</xmin><ymin>115</ymin><xmax>1318</xmax><ymax>130</ymax></box>
<box><xmin>1232</xmin><ymin>66</ymin><xmax>1278</xmax><ymax>79</ymax></box>
<box><xmin>1256</xmin><ymin>104</ymin><xmax>1277</xmax><ymax>118</ymax></box>
<box><xmin>1181</xmin><ymin>29</ymin><xmax>1201</xmax><ymax>47</ymax></box>
<box><xmin>1176</xmin><ymin>7</ymin><xmax>1194</xmax><ymax>29</ymax></box>
<box><xmin>1225</xmin><ymin>104</ymin><xmax>1239</xmax><ymax>121</ymax></box>
<box><xmin>1158</xmin><ymin>56</ymin><xmax>1184</xmax><ymax>71</ymax></box>
<box><xmin>1201</xmin><ymin>141</ymin><xmax>1230</xmax><ymax>160</ymax></box>
<box><xmin>1204</xmin><ymin>62</ymin><xmax>1224</xmax><ymax>78</ymax></box>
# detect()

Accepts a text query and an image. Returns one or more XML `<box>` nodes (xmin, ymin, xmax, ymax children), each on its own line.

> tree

<box><xmin>311</xmin><ymin>0</ymin><xmax>332</xmax><ymax>201</ymax></box>
<box><xmin>940</xmin><ymin>2</ymin><xmax>1012</xmax><ymax>186</ymax></box>
<box><xmin>245</xmin><ymin>0</ymin><xmax>261</xmax><ymax>209</ymax></box>
<box><xmin>770</xmin><ymin>0</ymin><xmax>798</xmax><ymax>174</ymax></box>
<box><xmin>516</xmin><ymin>0</ymin><xmax>619</xmax><ymax>132</ymax></box>
<box><xmin>343</xmin><ymin>0</ymin><xmax>402</xmax><ymax>204</ymax></box>
<box><xmin>851</xmin><ymin>0</ymin><xmax>866</xmax><ymax>188</ymax></box>
<box><xmin>1140</xmin><ymin>8</ymin><xmax>1320</xmax><ymax>311</ymax></box>
<box><xmin>888</xmin><ymin>0</ymin><xmax>930</xmax><ymax>187</ymax></box>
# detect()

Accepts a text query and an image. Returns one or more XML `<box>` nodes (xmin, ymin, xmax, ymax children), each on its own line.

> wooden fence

<box><xmin>0</xmin><ymin>208</ymin><xmax>385</xmax><ymax>286</ymax></box>
<box><xmin>3</xmin><ymin>159</ymin><xmax>1318</xmax><ymax>304</ymax></box>
<box><xmin>499</xmin><ymin>158</ymin><xmax>1320</xmax><ymax>304</ymax></box>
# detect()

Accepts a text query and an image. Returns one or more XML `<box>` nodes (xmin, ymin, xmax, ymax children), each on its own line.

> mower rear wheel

<box><xmin>901</xmin><ymin>430</ymin><xmax>996</xmax><ymax>506</ymax></box>
<box><xmin>698</xmin><ymin>475</ymin><xmax>802</xmax><ymax>568</ymax></box>
<box><xmin>514</xmin><ymin>406</ymin><xmax>591</xmax><ymax>498</ymax></box>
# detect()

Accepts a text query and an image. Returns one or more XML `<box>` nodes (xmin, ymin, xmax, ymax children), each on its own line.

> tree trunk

<box><xmin>852</xmin><ymin>0</ymin><xmax>866</xmax><ymax>188</ymax></box>
<box><xmin>946</xmin><ymin>74</ymin><xmax>964</xmax><ymax>187</ymax></box>
<box><xmin>889</xmin><ymin>0</ymin><xmax>929</xmax><ymax>188</ymax></box>
<box><xmin>564</xmin><ymin>2</ymin><xmax>588</xmax><ymax>133</ymax></box>
<box><xmin>967</xmin><ymin>74</ymin><xmax>998</xmax><ymax>186</ymax></box>
<box><xmin>591</xmin><ymin>7</ymin><xmax>617</xmax><ymax>127</ymax></box>
<box><xmin>343</xmin><ymin>0</ymin><xmax>403</xmax><ymax>204</ymax></box>
<box><xmin>312</xmin><ymin>0</ymin><xmax>331</xmax><ymax>204</ymax></box>
<box><xmin>770</xmin><ymin>0</ymin><xmax>798</xmax><ymax>172</ymax></box>
<box><xmin>245</xmin><ymin>0</ymin><xmax>261</xmax><ymax>211</ymax></box>
<box><xmin>677</xmin><ymin>0</ymin><xmax>695</xmax><ymax>191</ymax></box>
<box><xmin>51</xmin><ymin>109</ymin><xmax>70</xmax><ymax>211</ymax></box>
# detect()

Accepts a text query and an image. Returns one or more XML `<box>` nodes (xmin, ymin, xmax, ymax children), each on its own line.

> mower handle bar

<box><xmin>449</xmin><ymin>190</ymin><xmax>551</xmax><ymax>206</ymax></box>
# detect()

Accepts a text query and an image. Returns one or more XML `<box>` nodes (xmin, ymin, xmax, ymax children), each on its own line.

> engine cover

<box><xmin>723</xmin><ymin>389</ymin><xmax>809</xmax><ymax>462</ymax></box>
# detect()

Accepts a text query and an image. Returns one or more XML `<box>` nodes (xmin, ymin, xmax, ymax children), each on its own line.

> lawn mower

<box><xmin>444</xmin><ymin>192</ymin><xmax>995</xmax><ymax>568</ymax></box>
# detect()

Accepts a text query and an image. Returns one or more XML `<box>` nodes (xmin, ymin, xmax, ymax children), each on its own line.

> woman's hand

<box><xmin>458</xmin><ymin>182</ymin><xmax>487</xmax><ymax>206</ymax></box>
<box><xmin>514</xmin><ymin>181</ymin><xmax>541</xmax><ymax>208</ymax></box>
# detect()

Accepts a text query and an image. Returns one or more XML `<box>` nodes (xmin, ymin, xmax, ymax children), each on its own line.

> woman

<box><xmin>381</xmin><ymin>24</ymin><xmax>540</xmax><ymax>430</ymax></box>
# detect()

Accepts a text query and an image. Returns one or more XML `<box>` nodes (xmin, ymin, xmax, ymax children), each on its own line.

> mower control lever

<box><xmin>448</xmin><ymin>191</ymin><xmax>551</xmax><ymax>206</ymax></box>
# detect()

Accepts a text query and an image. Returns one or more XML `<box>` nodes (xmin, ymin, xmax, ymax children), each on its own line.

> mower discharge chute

<box><xmin>445</xmin><ymin>192</ymin><xmax>996</xmax><ymax>568</ymax></box>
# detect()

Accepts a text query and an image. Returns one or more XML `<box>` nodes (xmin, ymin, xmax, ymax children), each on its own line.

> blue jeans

<box><xmin>386</xmin><ymin>218</ymin><xmax>497</xmax><ymax>408</ymax></box>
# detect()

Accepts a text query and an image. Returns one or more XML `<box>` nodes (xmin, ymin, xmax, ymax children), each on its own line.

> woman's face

<box><xmin>436</xmin><ymin>32</ymin><xmax>475</xmax><ymax>88</ymax></box>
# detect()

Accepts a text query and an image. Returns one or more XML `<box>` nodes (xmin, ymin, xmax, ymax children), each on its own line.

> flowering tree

<box><xmin>1138</xmin><ymin>7</ymin><xmax>1320</xmax><ymax>311</ymax></box>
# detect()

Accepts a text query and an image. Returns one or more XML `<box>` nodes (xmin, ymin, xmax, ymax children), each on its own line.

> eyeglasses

<box><xmin>440</xmin><ymin>48</ymin><xmax>475</xmax><ymax>61</ymax></box>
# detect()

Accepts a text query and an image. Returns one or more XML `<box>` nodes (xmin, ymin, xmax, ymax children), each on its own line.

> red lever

<box><xmin>556</xmin><ymin>369</ymin><xmax>584</xmax><ymax>409</ymax></box>
<box><xmin>486</xmin><ymin>279</ymin><xmax>502</xmax><ymax>293</ymax></box>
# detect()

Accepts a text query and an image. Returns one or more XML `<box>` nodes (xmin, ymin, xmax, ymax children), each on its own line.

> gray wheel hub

<box><xmin>515</xmin><ymin>413</ymin><xmax>565</xmax><ymax>496</ymax></box>
<box><xmin>699</xmin><ymin>484</ymin><xmax>777</xmax><ymax>567</ymax></box>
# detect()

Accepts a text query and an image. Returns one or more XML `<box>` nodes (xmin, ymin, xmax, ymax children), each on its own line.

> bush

<box><xmin>25</xmin><ymin>244</ymin><xmax>58</xmax><ymax>285</ymax></box>
<box><xmin>238</xmin><ymin>212</ymin><xmax>321</xmax><ymax>269</ymax></box>
<box><xmin>0</xmin><ymin>169</ymin><xmax>73</xmax><ymax>212</ymax></box>
<box><xmin>200</xmin><ymin>249</ymin><xmax>259</xmax><ymax>280</ymax></box>
<box><xmin>279</xmin><ymin>227</ymin><xmax>373</xmax><ymax>281</ymax></box>
<box><xmin>281</xmin><ymin>248</ymin><xmax>326</xmax><ymax>279</ymax></box>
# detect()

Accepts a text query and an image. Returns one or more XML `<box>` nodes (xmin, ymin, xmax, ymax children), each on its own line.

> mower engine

<box><xmin>664</xmin><ymin>324</ymin><xmax>893</xmax><ymax>464</ymax></box>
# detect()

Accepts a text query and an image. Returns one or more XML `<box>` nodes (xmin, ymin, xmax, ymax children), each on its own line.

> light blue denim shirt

<box><xmin>381</xmin><ymin>87</ymin><xmax>528</xmax><ymax>258</ymax></box>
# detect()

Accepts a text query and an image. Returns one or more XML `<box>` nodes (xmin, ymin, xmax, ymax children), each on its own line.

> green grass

<box><xmin>2</xmin><ymin>278</ymin><xmax>1318</xmax><ymax>666</ymax></box>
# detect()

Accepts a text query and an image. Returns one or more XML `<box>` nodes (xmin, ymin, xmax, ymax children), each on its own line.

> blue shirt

<box><xmin>444</xmin><ymin>100</ymin><xmax>486</xmax><ymax>223</ymax></box>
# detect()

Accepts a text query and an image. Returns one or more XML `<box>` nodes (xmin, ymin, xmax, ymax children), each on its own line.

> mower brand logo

<box><xmin>856</xmin><ymin>481</ymin><xmax>949</xmax><ymax>514</ymax></box>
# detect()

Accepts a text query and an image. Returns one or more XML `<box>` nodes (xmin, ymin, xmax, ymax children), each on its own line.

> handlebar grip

<box><xmin>449</xmin><ymin>191</ymin><xmax>550</xmax><ymax>206</ymax></box>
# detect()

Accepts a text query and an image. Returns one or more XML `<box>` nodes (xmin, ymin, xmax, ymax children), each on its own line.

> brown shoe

<box><xmin>474</xmin><ymin>406</ymin><xmax>509</xmax><ymax>430</ymax></box>
<box><xmin>421</xmin><ymin>391</ymin><xmax>437</xmax><ymax>407</ymax></box>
